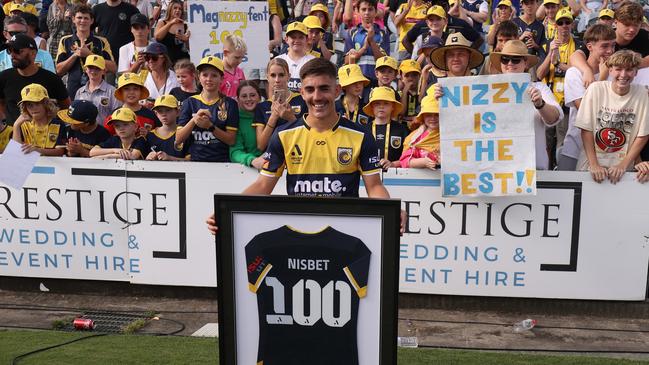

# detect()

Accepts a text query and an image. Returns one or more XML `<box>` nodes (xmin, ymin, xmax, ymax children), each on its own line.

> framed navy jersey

<box><xmin>245</xmin><ymin>225</ymin><xmax>371</xmax><ymax>364</ymax></box>
<box><xmin>214</xmin><ymin>195</ymin><xmax>400</xmax><ymax>365</ymax></box>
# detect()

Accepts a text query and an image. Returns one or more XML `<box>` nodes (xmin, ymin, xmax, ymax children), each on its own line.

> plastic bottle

<box><xmin>513</xmin><ymin>319</ymin><xmax>537</xmax><ymax>332</ymax></box>
<box><xmin>397</xmin><ymin>319</ymin><xmax>418</xmax><ymax>348</ymax></box>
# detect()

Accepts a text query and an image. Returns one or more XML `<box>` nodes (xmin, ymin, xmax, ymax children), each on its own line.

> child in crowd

<box><xmin>230</xmin><ymin>81</ymin><xmax>265</xmax><ymax>168</ymax></box>
<box><xmin>308</xmin><ymin>4</ymin><xmax>334</xmax><ymax>55</ymax></box>
<box><xmin>118</xmin><ymin>13</ymin><xmax>152</xmax><ymax>76</ymax></box>
<box><xmin>169</xmin><ymin>59</ymin><xmax>199</xmax><ymax>106</ymax></box>
<box><xmin>12</xmin><ymin>84</ymin><xmax>65</xmax><ymax>156</ymax></box>
<box><xmin>303</xmin><ymin>15</ymin><xmax>332</xmax><ymax>60</ymax></box>
<box><xmin>399</xmin><ymin>95</ymin><xmax>441</xmax><ymax>169</ymax></box>
<box><xmin>399</xmin><ymin>59</ymin><xmax>421</xmax><ymax>121</ymax></box>
<box><xmin>481</xmin><ymin>20</ymin><xmax>520</xmax><ymax>75</ymax></box>
<box><xmin>146</xmin><ymin>94</ymin><xmax>190</xmax><ymax>160</ymax></box>
<box><xmin>336</xmin><ymin>64</ymin><xmax>370</xmax><ymax>125</ymax></box>
<box><xmin>277</xmin><ymin>22</ymin><xmax>315</xmax><ymax>92</ymax></box>
<box><xmin>90</xmin><ymin>108</ymin><xmax>148</xmax><ymax>159</ymax></box>
<box><xmin>75</xmin><ymin>55</ymin><xmax>122</xmax><ymax>125</ymax></box>
<box><xmin>220</xmin><ymin>34</ymin><xmax>247</xmax><ymax>99</ymax></box>
<box><xmin>105</xmin><ymin>72</ymin><xmax>159</xmax><ymax>135</ymax></box>
<box><xmin>176</xmin><ymin>56</ymin><xmax>239</xmax><ymax>162</ymax></box>
<box><xmin>363</xmin><ymin>86</ymin><xmax>408</xmax><ymax>168</ymax></box>
<box><xmin>363</xmin><ymin>56</ymin><xmax>400</xmax><ymax>105</ymax></box>
<box><xmin>0</xmin><ymin>120</ymin><xmax>13</xmax><ymax>152</ymax></box>
<box><xmin>597</xmin><ymin>8</ymin><xmax>614</xmax><ymax>26</ymax></box>
<box><xmin>343</xmin><ymin>0</ymin><xmax>390</xmax><ymax>81</ymax></box>
<box><xmin>253</xmin><ymin>58</ymin><xmax>307</xmax><ymax>152</ymax></box>
<box><xmin>58</xmin><ymin>100</ymin><xmax>111</xmax><ymax>157</ymax></box>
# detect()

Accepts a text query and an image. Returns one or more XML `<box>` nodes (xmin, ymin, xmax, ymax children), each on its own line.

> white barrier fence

<box><xmin>1</xmin><ymin>158</ymin><xmax>648</xmax><ymax>300</ymax></box>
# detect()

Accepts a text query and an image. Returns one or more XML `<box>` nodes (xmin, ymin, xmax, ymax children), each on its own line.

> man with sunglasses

<box><xmin>55</xmin><ymin>4</ymin><xmax>116</xmax><ymax>99</ymax></box>
<box><xmin>0</xmin><ymin>33</ymin><xmax>69</xmax><ymax>123</ymax></box>
<box><xmin>536</xmin><ymin>7</ymin><xmax>578</xmax><ymax>168</ymax></box>
<box><xmin>0</xmin><ymin>16</ymin><xmax>54</xmax><ymax>73</ymax></box>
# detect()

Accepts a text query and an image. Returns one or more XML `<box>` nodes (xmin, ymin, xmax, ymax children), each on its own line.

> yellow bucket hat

<box><xmin>107</xmin><ymin>107</ymin><xmax>137</xmax><ymax>124</ymax></box>
<box><xmin>555</xmin><ymin>7</ymin><xmax>573</xmax><ymax>21</ymax></box>
<box><xmin>309</xmin><ymin>4</ymin><xmax>330</xmax><ymax>28</ymax></box>
<box><xmin>338</xmin><ymin>64</ymin><xmax>370</xmax><ymax>88</ymax></box>
<box><xmin>286</xmin><ymin>21</ymin><xmax>308</xmax><ymax>36</ymax></box>
<box><xmin>197</xmin><ymin>55</ymin><xmax>224</xmax><ymax>74</ymax></box>
<box><xmin>426</xmin><ymin>5</ymin><xmax>446</xmax><ymax>19</ymax></box>
<box><xmin>153</xmin><ymin>94</ymin><xmax>179</xmax><ymax>110</ymax></box>
<box><xmin>399</xmin><ymin>59</ymin><xmax>422</xmax><ymax>75</ymax></box>
<box><xmin>18</xmin><ymin>83</ymin><xmax>49</xmax><ymax>106</ymax></box>
<box><xmin>362</xmin><ymin>86</ymin><xmax>403</xmax><ymax>119</ymax></box>
<box><xmin>303</xmin><ymin>15</ymin><xmax>324</xmax><ymax>32</ymax></box>
<box><xmin>84</xmin><ymin>54</ymin><xmax>106</xmax><ymax>70</ymax></box>
<box><xmin>376</xmin><ymin>55</ymin><xmax>398</xmax><ymax>71</ymax></box>
<box><xmin>115</xmin><ymin>72</ymin><xmax>149</xmax><ymax>101</ymax></box>
<box><xmin>415</xmin><ymin>95</ymin><xmax>440</xmax><ymax>124</ymax></box>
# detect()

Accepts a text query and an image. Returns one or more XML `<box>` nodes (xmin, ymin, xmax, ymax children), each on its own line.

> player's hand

<box><xmin>251</xmin><ymin>156</ymin><xmax>266</xmax><ymax>169</ymax></box>
<box><xmin>589</xmin><ymin>163</ymin><xmax>608</xmax><ymax>183</ymax></box>
<box><xmin>636</xmin><ymin>161</ymin><xmax>649</xmax><ymax>183</ymax></box>
<box><xmin>206</xmin><ymin>213</ymin><xmax>218</xmax><ymax>235</ymax></box>
<box><xmin>607</xmin><ymin>163</ymin><xmax>626</xmax><ymax>184</ymax></box>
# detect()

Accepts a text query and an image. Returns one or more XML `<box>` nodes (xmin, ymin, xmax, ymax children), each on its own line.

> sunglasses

<box><xmin>145</xmin><ymin>55</ymin><xmax>160</xmax><ymax>61</ymax></box>
<box><xmin>556</xmin><ymin>20</ymin><xmax>573</xmax><ymax>26</ymax></box>
<box><xmin>8</xmin><ymin>30</ymin><xmax>25</xmax><ymax>36</ymax></box>
<box><xmin>501</xmin><ymin>56</ymin><xmax>524</xmax><ymax>65</ymax></box>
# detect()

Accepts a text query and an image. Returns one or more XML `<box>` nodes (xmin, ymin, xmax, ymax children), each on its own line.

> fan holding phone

<box><xmin>252</xmin><ymin>58</ymin><xmax>308</xmax><ymax>152</ymax></box>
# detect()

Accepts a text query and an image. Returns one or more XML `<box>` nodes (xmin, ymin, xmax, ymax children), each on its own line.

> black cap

<box><xmin>421</xmin><ymin>35</ymin><xmax>443</xmax><ymax>50</ymax></box>
<box><xmin>131</xmin><ymin>13</ymin><xmax>149</xmax><ymax>26</ymax></box>
<box><xmin>58</xmin><ymin>100</ymin><xmax>99</xmax><ymax>125</ymax></box>
<box><xmin>6</xmin><ymin>34</ymin><xmax>37</xmax><ymax>51</ymax></box>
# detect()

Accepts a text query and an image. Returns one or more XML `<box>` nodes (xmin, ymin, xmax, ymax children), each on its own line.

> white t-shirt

<box><xmin>276</xmin><ymin>53</ymin><xmax>316</xmax><ymax>92</ymax></box>
<box><xmin>118</xmin><ymin>42</ymin><xmax>152</xmax><ymax>73</ymax></box>
<box><xmin>144</xmin><ymin>69</ymin><xmax>180</xmax><ymax>99</ymax></box>
<box><xmin>575</xmin><ymin>81</ymin><xmax>649</xmax><ymax>170</ymax></box>
<box><xmin>532</xmin><ymin>81</ymin><xmax>563</xmax><ymax>170</ymax></box>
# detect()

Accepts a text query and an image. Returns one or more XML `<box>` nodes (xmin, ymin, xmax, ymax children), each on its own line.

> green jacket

<box><xmin>229</xmin><ymin>109</ymin><xmax>262</xmax><ymax>166</ymax></box>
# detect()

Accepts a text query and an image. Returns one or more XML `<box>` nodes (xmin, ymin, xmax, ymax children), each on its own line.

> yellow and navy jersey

<box><xmin>261</xmin><ymin>115</ymin><xmax>381</xmax><ymax>197</ymax></box>
<box><xmin>252</xmin><ymin>93</ymin><xmax>307</xmax><ymax>128</ymax></box>
<box><xmin>66</xmin><ymin>125</ymin><xmax>111</xmax><ymax>150</ymax></box>
<box><xmin>19</xmin><ymin>119</ymin><xmax>66</xmax><ymax>148</ymax></box>
<box><xmin>0</xmin><ymin>124</ymin><xmax>12</xmax><ymax>152</ymax></box>
<box><xmin>245</xmin><ymin>225</ymin><xmax>370</xmax><ymax>365</ymax></box>
<box><xmin>146</xmin><ymin>127</ymin><xmax>191</xmax><ymax>159</ymax></box>
<box><xmin>98</xmin><ymin>136</ymin><xmax>149</xmax><ymax>156</ymax></box>
<box><xmin>335</xmin><ymin>97</ymin><xmax>371</xmax><ymax>126</ymax></box>
<box><xmin>371</xmin><ymin>121</ymin><xmax>410</xmax><ymax>162</ymax></box>
<box><xmin>178</xmin><ymin>94</ymin><xmax>239</xmax><ymax>162</ymax></box>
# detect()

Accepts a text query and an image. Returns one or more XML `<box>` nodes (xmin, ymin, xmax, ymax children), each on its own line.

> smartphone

<box><xmin>273</xmin><ymin>88</ymin><xmax>289</xmax><ymax>104</ymax></box>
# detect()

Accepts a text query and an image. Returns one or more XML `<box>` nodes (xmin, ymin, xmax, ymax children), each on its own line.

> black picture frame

<box><xmin>214</xmin><ymin>194</ymin><xmax>401</xmax><ymax>365</ymax></box>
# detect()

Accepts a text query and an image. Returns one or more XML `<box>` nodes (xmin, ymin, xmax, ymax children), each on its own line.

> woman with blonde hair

<box><xmin>154</xmin><ymin>0</ymin><xmax>190</xmax><ymax>63</ymax></box>
<box><xmin>12</xmin><ymin>83</ymin><xmax>66</xmax><ymax>156</ymax></box>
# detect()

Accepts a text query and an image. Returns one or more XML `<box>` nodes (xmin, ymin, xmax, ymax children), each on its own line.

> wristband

<box><xmin>534</xmin><ymin>100</ymin><xmax>546</xmax><ymax>110</ymax></box>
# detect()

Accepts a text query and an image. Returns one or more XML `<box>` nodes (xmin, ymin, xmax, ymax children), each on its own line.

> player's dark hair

<box><xmin>299</xmin><ymin>58</ymin><xmax>336</xmax><ymax>81</ymax></box>
<box><xmin>73</xmin><ymin>4</ymin><xmax>94</xmax><ymax>19</ymax></box>
<box><xmin>357</xmin><ymin>0</ymin><xmax>377</xmax><ymax>10</ymax></box>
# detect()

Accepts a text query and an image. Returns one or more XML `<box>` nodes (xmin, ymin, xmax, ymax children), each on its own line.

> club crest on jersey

<box><xmin>291</xmin><ymin>105</ymin><xmax>301</xmax><ymax>114</ymax></box>
<box><xmin>390</xmin><ymin>136</ymin><xmax>402</xmax><ymax>149</ymax></box>
<box><xmin>337</xmin><ymin>147</ymin><xmax>353</xmax><ymax>165</ymax></box>
<box><xmin>100</xmin><ymin>97</ymin><xmax>109</xmax><ymax>106</ymax></box>
<box><xmin>358</xmin><ymin>115</ymin><xmax>368</xmax><ymax>125</ymax></box>
<box><xmin>217</xmin><ymin>108</ymin><xmax>227</xmax><ymax>121</ymax></box>
<box><xmin>49</xmin><ymin>133</ymin><xmax>57</xmax><ymax>142</ymax></box>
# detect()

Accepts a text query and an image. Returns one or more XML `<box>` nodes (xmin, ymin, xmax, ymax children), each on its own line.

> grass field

<box><xmin>2</xmin><ymin>329</ymin><xmax>648</xmax><ymax>365</ymax></box>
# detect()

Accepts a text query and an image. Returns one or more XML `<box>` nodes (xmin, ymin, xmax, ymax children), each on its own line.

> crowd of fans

<box><xmin>0</xmin><ymin>0</ymin><xmax>648</xmax><ymax>183</ymax></box>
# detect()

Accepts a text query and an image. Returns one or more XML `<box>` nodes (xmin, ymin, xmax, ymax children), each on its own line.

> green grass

<box><xmin>1</xmin><ymin>329</ymin><xmax>648</xmax><ymax>365</ymax></box>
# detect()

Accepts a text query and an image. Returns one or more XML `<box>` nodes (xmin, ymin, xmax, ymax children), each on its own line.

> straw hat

<box><xmin>415</xmin><ymin>95</ymin><xmax>440</xmax><ymax>124</ymax></box>
<box><xmin>429</xmin><ymin>32</ymin><xmax>484</xmax><ymax>71</ymax></box>
<box><xmin>491</xmin><ymin>40</ymin><xmax>539</xmax><ymax>69</ymax></box>
<box><xmin>362</xmin><ymin>86</ymin><xmax>403</xmax><ymax>118</ymax></box>
<box><xmin>114</xmin><ymin>72</ymin><xmax>149</xmax><ymax>101</ymax></box>
<box><xmin>338</xmin><ymin>64</ymin><xmax>370</xmax><ymax>87</ymax></box>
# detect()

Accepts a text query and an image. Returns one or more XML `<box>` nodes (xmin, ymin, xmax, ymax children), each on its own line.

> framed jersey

<box><xmin>214</xmin><ymin>195</ymin><xmax>401</xmax><ymax>365</ymax></box>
